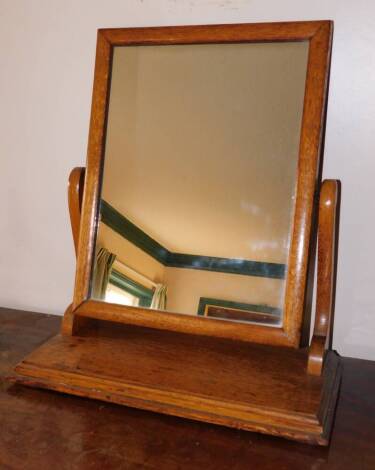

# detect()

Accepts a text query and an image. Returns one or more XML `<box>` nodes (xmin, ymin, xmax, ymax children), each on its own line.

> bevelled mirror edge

<box><xmin>69</xmin><ymin>21</ymin><xmax>333</xmax><ymax>348</ymax></box>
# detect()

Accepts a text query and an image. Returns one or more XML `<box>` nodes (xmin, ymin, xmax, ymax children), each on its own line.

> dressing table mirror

<box><xmin>11</xmin><ymin>21</ymin><xmax>341</xmax><ymax>445</ymax></box>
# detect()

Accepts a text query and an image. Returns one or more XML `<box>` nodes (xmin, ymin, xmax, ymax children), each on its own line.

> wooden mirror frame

<box><xmin>69</xmin><ymin>21</ymin><xmax>333</xmax><ymax>348</ymax></box>
<box><xmin>11</xmin><ymin>21</ymin><xmax>342</xmax><ymax>445</ymax></box>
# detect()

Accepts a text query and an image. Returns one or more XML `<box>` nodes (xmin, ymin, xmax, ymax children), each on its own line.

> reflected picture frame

<box><xmin>197</xmin><ymin>297</ymin><xmax>281</xmax><ymax>325</ymax></box>
<box><xmin>71</xmin><ymin>21</ymin><xmax>333</xmax><ymax>348</ymax></box>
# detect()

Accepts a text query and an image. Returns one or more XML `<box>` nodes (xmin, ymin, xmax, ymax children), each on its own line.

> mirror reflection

<box><xmin>91</xmin><ymin>41</ymin><xmax>308</xmax><ymax>326</ymax></box>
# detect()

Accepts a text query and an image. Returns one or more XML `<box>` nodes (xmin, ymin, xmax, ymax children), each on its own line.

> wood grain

<box><xmin>67</xmin><ymin>167</ymin><xmax>85</xmax><ymax>256</ymax></box>
<box><xmin>73</xmin><ymin>31</ymin><xmax>111</xmax><ymax>312</ymax></box>
<box><xmin>71</xmin><ymin>21</ymin><xmax>334</xmax><ymax>348</ymax></box>
<box><xmin>308</xmin><ymin>180</ymin><xmax>339</xmax><ymax>375</ymax></box>
<box><xmin>101</xmin><ymin>21</ymin><xmax>331</xmax><ymax>44</ymax></box>
<box><xmin>11</xmin><ymin>318</ymin><xmax>341</xmax><ymax>445</ymax></box>
<box><xmin>9</xmin><ymin>22</ymin><xmax>341</xmax><ymax>448</ymax></box>
<box><xmin>283</xmin><ymin>22</ymin><xmax>333</xmax><ymax>347</ymax></box>
<box><xmin>62</xmin><ymin>167</ymin><xmax>93</xmax><ymax>336</ymax></box>
<box><xmin>2</xmin><ymin>308</ymin><xmax>372</xmax><ymax>469</ymax></box>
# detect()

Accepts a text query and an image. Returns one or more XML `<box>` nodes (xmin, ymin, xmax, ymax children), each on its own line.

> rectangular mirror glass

<box><xmin>90</xmin><ymin>41</ymin><xmax>309</xmax><ymax>326</ymax></box>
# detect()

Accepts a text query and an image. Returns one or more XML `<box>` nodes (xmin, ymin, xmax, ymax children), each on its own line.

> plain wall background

<box><xmin>1</xmin><ymin>0</ymin><xmax>374</xmax><ymax>360</ymax></box>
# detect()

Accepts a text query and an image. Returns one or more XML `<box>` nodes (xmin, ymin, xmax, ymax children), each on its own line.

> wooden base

<box><xmin>10</xmin><ymin>320</ymin><xmax>341</xmax><ymax>445</ymax></box>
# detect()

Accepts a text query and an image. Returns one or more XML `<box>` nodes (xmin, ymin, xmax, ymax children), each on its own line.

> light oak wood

<box><xmin>3</xmin><ymin>309</ymin><xmax>373</xmax><ymax>469</ymax></box>
<box><xmin>62</xmin><ymin>167</ymin><xmax>93</xmax><ymax>336</ymax></box>
<box><xmin>66</xmin><ymin>170</ymin><xmax>341</xmax><ymax>374</ymax></box>
<box><xmin>12</xmin><ymin>320</ymin><xmax>341</xmax><ymax>445</ymax></box>
<box><xmin>68</xmin><ymin>167</ymin><xmax>85</xmax><ymax>255</ymax></box>
<box><xmin>12</xmin><ymin>171</ymin><xmax>342</xmax><ymax>445</ymax></box>
<box><xmin>11</xmin><ymin>22</ymin><xmax>342</xmax><ymax>446</ymax></box>
<box><xmin>308</xmin><ymin>180</ymin><xmax>339</xmax><ymax>375</ymax></box>
<box><xmin>72</xmin><ymin>21</ymin><xmax>333</xmax><ymax>347</ymax></box>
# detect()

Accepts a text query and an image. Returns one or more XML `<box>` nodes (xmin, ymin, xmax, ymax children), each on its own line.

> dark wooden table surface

<box><xmin>1</xmin><ymin>307</ymin><xmax>374</xmax><ymax>469</ymax></box>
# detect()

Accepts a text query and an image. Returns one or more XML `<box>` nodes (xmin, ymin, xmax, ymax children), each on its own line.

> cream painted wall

<box><xmin>1</xmin><ymin>1</ymin><xmax>374</xmax><ymax>360</ymax></box>
<box><xmin>102</xmin><ymin>42</ymin><xmax>307</xmax><ymax>263</ymax></box>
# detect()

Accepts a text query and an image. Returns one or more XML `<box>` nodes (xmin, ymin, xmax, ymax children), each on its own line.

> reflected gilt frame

<box><xmin>70</xmin><ymin>21</ymin><xmax>333</xmax><ymax>348</ymax></box>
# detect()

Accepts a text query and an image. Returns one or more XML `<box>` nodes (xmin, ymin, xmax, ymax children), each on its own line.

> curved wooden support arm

<box><xmin>307</xmin><ymin>180</ymin><xmax>339</xmax><ymax>376</ymax></box>
<box><xmin>62</xmin><ymin>167</ymin><xmax>86</xmax><ymax>335</ymax></box>
<box><xmin>68</xmin><ymin>167</ymin><xmax>86</xmax><ymax>256</ymax></box>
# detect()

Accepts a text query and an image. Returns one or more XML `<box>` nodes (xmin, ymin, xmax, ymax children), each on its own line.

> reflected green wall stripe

<box><xmin>166</xmin><ymin>253</ymin><xmax>285</xmax><ymax>279</ymax></box>
<box><xmin>100</xmin><ymin>199</ymin><xmax>286</xmax><ymax>280</ymax></box>
<box><xmin>101</xmin><ymin>200</ymin><xmax>168</xmax><ymax>264</ymax></box>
